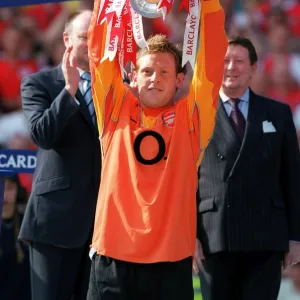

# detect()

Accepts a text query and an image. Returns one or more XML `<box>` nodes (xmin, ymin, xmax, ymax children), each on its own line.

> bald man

<box><xmin>19</xmin><ymin>11</ymin><xmax>101</xmax><ymax>300</ymax></box>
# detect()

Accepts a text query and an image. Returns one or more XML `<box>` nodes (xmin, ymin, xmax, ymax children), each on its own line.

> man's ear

<box><xmin>63</xmin><ymin>31</ymin><xmax>70</xmax><ymax>48</ymax></box>
<box><xmin>176</xmin><ymin>72</ymin><xmax>185</xmax><ymax>89</ymax></box>
<box><xmin>250</xmin><ymin>62</ymin><xmax>257</xmax><ymax>79</ymax></box>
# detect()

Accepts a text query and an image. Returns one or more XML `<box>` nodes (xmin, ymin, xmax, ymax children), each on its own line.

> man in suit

<box><xmin>194</xmin><ymin>36</ymin><xmax>300</xmax><ymax>300</ymax></box>
<box><xmin>19</xmin><ymin>10</ymin><xmax>101</xmax><ymax>300</ymax></box>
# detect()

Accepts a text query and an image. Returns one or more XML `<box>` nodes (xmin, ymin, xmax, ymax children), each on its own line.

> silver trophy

<box><xmin>130</xmin><ymin>0</ymin><xmax>162</xmax><ymax>18</ymax></box>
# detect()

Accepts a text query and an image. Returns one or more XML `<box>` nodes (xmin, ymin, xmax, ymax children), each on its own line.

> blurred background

<box><xmin>0</xmin><ymin>0</ymin><xmax>299</xmax><ymax>299</ymax></box>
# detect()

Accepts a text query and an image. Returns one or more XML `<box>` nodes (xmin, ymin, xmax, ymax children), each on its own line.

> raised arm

<box><xmin>88</xmin><ymin>0</ymin><xmax>127</xmax><ymax>136</ymax></box>
<box><xmin>187</xmin><ymin>0</ymin><xmax>227</xmax><ymax>166</ymax></box>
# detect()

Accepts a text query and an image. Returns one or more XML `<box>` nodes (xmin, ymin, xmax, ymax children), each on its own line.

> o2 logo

<box><xmin>133</xmin><ymin>131</ymin><xmax>166</xmax><ymax>165</ymax></box>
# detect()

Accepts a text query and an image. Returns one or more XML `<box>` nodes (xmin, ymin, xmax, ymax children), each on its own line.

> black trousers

<box><xmin>29</xmin><ymin>241</ymin><xmax>91</xmax><ymax>300</ymax></box>
<box><xmin>87</xmin><ymin>254</ymin><xmax>194</xmax><ymax>300</ymax></box>
<box><xmin>199</xmin><ymin>251</ymin><xmax>284</xmax><ymax>300</ymax></box>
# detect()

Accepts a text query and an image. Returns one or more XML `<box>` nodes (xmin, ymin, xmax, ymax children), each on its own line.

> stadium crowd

<box><xmin>0</xmin><ymin>0</ymin><xmax>299</xmax><ymax>299</ymax></box>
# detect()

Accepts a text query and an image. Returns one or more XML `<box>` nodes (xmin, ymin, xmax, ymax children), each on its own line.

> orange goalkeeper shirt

<box><xmin>88</xmin><ymin>0</ymin><xmax>227</xmax><ymax>263</ymax></box>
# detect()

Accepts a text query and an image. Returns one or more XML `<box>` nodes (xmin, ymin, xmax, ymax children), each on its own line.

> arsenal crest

<box><xmin>162</xmin><ymin>111</ymin><xmax>176</xmax><ymax>127</ymax></box>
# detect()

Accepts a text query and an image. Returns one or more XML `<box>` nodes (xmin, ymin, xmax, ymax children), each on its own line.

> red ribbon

<box><xmin>122</xmin><ymin>0</ymin><xmax>136</xmax><ymax>66</ymax></box>
<box><xmin>109</xmin><ymin>13</ymin><xmax>124</xmax><ymax>48</ymax></box>
<box><xmin>179</xmin><ymin>0</ymin><xmax>189</xmax><ymax>13</ymax></box>
<box><xmin>98</xmin><ymin>0</ymin><xmax>190</xmax><ymax>69</ymax></box>
<box><xmin>97</xmin><ymin>0</ymin><xmax>115</xmax><ymax>25</ymax></box>
<box><xmin>158</xmin><ymin>0</ymin><xmax>174</xmax><ymax>15</ymax></box>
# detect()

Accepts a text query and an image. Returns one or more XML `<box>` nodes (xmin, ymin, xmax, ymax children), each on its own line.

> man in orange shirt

<box><xmin>86</xmin><ymin>0</ymin><xmax>227</xmax><ymax>299</ymax></box>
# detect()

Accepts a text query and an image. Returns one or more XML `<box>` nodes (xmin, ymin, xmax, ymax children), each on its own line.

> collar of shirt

<box><xmin>77</xmin><ymin>67</ymin><xmax>86</xmax><ymax>78</ymax></box>
<box><xmin>77</xmin><ymin>68</ymin><xmax>88</xmax><ymax>95</ymax></box>
<box><xmin>219</xmin><ymin>88</ymin><xmax>250</xmax><ymax>104</ymax></box>
<box><xmin>219</xmin><ymin>88</ymin><xmax>250</xmax><ymax>119</ymax></box>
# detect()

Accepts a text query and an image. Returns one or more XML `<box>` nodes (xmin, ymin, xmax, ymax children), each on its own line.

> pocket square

<box><xmin>262</xmin><ymin>121</ymin><xmax>276</xmax><ymax>133</ymax></box>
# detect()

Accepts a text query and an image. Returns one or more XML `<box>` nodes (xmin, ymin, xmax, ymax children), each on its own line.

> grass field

<box><xmin>193</xmin><ymin>277</ymin><xmax>299</xmax><ymax>300</ymax></box>
<box><xmin>193</xmin><ymin>276</ymin><xmax>202</xmax><ymax>300</ymax></box>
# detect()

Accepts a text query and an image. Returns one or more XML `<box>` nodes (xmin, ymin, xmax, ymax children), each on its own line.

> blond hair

<box><xmin>135</xmin><ymin>34</ymin><xmax>186</xmax><ymax>74</ymax></box>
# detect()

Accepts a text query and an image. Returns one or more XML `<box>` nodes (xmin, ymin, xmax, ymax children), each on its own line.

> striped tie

<box><xmin>81</xmin><ymin>72</ymin><xmax>96</xmax><ymax>126</ymax></box>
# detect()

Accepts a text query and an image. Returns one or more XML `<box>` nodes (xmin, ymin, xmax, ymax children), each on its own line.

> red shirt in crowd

<box><xmin>258</xmin><ymin>1</ymin><xmax>300</xmax><ymax>37</ymax></box>
<box><xmin>0</xmin><ymin>59</ymin><xmax>38</xmax><ymax>111</ymax></box>
<box><xmin>267</xmin><ymin>88</ymin><xmax>300</xmax><ymax>113</ymax></box>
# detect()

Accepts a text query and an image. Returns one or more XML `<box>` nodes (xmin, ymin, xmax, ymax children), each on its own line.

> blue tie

<box><xmin>81</xmin><ymin>72</ymin><xmax>96</xmax><ymax>126</ymax></box>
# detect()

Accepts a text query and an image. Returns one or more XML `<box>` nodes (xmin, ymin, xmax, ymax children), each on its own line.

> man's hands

<box><xmin>283</xmin><ymin>263</ymin><xmax>300</xmax><ymax>293</ymax></box>
<box><xmin>123</xmin><ymin>72</ymin><xmax>139</xmax><ymax>98</ymax></box>
<box><xmin>62</xmin><ymin>46</ymin><xmax>80</xmax><ymax>98</ymax></box>
<box><xmin>193</xmin><ymin>238</ymin><xmax>205</xmax><ymax>274</ymax></box>
<box><xmin>284</xmin><ymin>241</ymin><xmax>300</xmax><ymax>269</ymax></box>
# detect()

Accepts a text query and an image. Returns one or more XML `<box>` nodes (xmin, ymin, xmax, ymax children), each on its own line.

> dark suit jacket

<box><xmin>19</xmin><ymin>65</ymin><xmax>101</xmax><ymax>248</ymax></box>
<box><xmin>197</xmin><ymin>90</ymin><xmax>300</xmax><ymax>256</ymax></box>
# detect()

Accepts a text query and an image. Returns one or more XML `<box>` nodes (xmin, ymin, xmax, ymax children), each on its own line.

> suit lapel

<box><xmin>229</xmin><ymin>90</ymin><xmax>266</xmax><ymax>177</ymax></box>
<box><xmin>56</xmin><ymin>65</ymin><xmax>97</xmax><ymax>133</ymax></box>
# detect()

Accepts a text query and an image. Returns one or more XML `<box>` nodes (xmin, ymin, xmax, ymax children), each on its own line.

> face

<box><xmin>268</xmin><ymin>26</ymin><xmax>289</xmax><ymax>53</ymax></box>
<box><xmin>270</xmin><ymin>62</ymin><xmax>289</xmax><ymax>86</ymax></box>
<box><xmin>63</xmin><ymin>11</ymin><xmax>92</xmax><ymax>71</ymax></box>
<box><xmin>222</xmin><ymin>45</ymin><xmax>257</xmax><ymax>97</ymax></box>
<box><xmin>269</xmin><ymin>61</ymin><xmax>297</xmax><ymax>90</ymax></box>
<box><xmin>132</xmin><ymin>53</ymin><xmax>184</xmax><ymax>108</ymax></box>
<box><xmin>267</xmin><ymin>11</ymin><xmax>286</xmax><ymax>32</ymax></box>
<box><xmin>2</xmin><ymin>180</ymin><xmax>18</xmax><ymax>220</ymax></box>
<box><xmin>2</xmin><ymin>27</ymin><xmax>22</xmax><ymax>57</ymax></box>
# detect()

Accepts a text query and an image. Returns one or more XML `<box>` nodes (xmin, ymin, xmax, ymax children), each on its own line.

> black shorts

<box><xmin>87</xmin><ymin>254</ymin><xmax>194</xmax><ymax>300</ymax></box>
